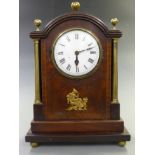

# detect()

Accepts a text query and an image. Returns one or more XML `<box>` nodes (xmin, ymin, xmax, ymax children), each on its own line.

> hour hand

<box><xmin>75</xmin><ymin>58</ymin><xmax>79</xmax><ymax>66</ymax></box>
<box><xmin>74</xmin><ymin>51</ymin><xmax>79</xmax><ymax>66</ymax></box>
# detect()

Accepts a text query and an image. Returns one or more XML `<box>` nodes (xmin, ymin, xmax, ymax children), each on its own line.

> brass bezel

<box><xmin>51</xmin><ymin>28</ymin><xmax>103</xmax><ymax>79</ymax></box>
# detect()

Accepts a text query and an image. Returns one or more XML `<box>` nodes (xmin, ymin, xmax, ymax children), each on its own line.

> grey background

<box><xmin>19</xmin><ymin>0</ymin><xmax>135</xmax><ymax>154</ymax></box>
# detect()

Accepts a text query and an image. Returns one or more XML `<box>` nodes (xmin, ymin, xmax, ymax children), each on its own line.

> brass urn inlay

<box><xmin>66</xmin><ymin>89</ymin><xmax>88</xmax><ymax>111</ymax></box>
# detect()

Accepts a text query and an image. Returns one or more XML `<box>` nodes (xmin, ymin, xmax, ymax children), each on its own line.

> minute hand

<box><xmin>78</xmin><ymin>47</ymin><xmax>95</xmax><ymax>53</ymax></box>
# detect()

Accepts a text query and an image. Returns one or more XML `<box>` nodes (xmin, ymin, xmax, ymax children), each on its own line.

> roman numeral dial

<box><xmin>88</xmin><ymin>58</ymin><xmax>94</xmax><ymax>64</ymax></box>
<box><xmin>53</xmin><ymin>29</ymin><xmax>102</xmax><ymax>77</ymax></box>
<box><xmin>59</xmin><ymin>58</ymin><xmax>65</xmax><ymax>65</ymax></box>
<box><xmin>66</xmin><ymin>64</ymin><xmax>71</xmax><ymax>71</ymax></box>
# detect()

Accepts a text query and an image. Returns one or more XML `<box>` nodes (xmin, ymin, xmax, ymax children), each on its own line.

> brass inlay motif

<box><xmin>66</xmin><ymin>89</ymin><xmax>88</xmax><ymax>111</ymax></box>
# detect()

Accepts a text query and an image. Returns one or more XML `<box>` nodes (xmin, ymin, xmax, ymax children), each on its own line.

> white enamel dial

<box><xmin>53</xmin><ymin>29</ymin><xmax>101</xmax><ymax>77</ymax></box>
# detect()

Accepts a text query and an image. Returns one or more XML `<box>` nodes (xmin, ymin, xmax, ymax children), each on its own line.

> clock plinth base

<box><xmin>25</xmin><ymin>127</ymin><xmax>130</xmax><ymax>146</ymax></box>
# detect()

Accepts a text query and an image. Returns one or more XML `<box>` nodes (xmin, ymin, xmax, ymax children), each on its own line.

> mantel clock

<box><xmin>25</xmin><ymin>2</ymin><xmax>130</xmax><ymax>147</ymax></box>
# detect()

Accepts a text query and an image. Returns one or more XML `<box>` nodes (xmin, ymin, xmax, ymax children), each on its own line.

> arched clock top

<box><xmin>30</xmin><ymin>13</ymin><xmax>122</xmax><ymax>39</ymax></box>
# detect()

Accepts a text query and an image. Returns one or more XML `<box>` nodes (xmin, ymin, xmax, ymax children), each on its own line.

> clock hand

<box><xmin>86</xmin><ymin>46</ymin><xmax>95</xmax><ymax>51</ymax></box>
<box><xmin>74</xmin><ymin>51</ymin><xmax>79</xmax><ymax>66</ymax></box>
<box><xmin>78</xmin><ymin>47</ymin><xmax>95</xmax><ymax>53</ymax></box>
<box><xmin>74</xmin><ymin>47</ymin><xmax>95</xmax><ymax>67</ymax></box>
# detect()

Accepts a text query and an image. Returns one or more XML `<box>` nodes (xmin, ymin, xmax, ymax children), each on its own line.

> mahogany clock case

<box><xmin>35</xmin><ymin>13</ymin><xmax>115</xmax><ymax>121</ymax></box>
<box><xmin>25</xmin><ymin>12</ymin><xmax>130</xmax><ymax>143</ymax></box>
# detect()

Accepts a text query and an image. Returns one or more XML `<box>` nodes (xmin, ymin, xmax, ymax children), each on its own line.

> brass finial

<box><xmin>111</xmin><ymin>18</ymin><xmax>119</xmax><ymax>30</ymax></box>
<box><xmin>71</xmin><ymin>2</ymin><xmax>80</xmax><ymax>11</ymax></box>
<box><xmin>34</xmin><ymin>19</ymin><xmax>42</xmax><ymax>31</ymax></box>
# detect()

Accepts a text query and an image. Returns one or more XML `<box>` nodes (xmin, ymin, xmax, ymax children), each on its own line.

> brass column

<box><xmin>33</xmin><ymin>19</ymin><xmax>42</xmax><ymax>104</ymax></box>
<box><xmin>111</xmin><ymin>18</ymin><xmax>119</xmax><ymax>104</ymax></box>
<box><xmin>112</xmin><ymin>38</ymin><xmax>119</xmax><ymax>103</ymax></box>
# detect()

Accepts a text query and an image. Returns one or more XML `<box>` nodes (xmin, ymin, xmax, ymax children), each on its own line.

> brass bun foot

<box><xmin>30</xmin><ymin>142</ymin><xmax>39</xmax><ymax>148</ymax></box>
<box><xmin>118</xmin><ymin>141</ymin><xmax>126</xmax><ymax>147</ymax></box>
